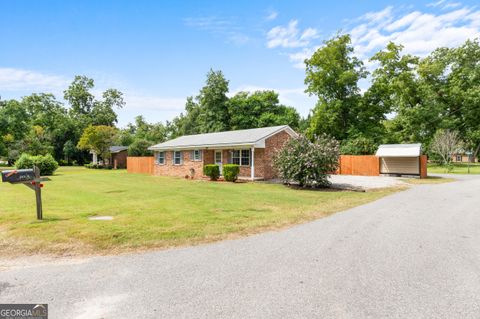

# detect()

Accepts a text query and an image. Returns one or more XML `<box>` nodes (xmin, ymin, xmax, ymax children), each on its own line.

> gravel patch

<box><xmin>329</xmin><ymin>174</ymin><xmax>406</xmax><ymax>190</ymax></box>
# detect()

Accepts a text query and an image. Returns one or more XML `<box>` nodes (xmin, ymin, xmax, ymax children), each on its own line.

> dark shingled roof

<box><xmin>109</xmin><ymin>146</ymin><xmax>128</xmax><ymax>153</ymax></box>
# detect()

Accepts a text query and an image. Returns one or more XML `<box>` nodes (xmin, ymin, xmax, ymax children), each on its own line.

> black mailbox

<box><xmin>1</xmin><ymin>169</ymin><xmax>36</xmax><ymax>183</ymax></box>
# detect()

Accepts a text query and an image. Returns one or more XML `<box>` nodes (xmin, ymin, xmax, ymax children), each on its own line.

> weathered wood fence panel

<box><xmin>127</xmin><ymin>157</ymin><xmax>154</xmax><ymax>174</ymax></box>
<box><xmin>338</xmin><ymin>155</ymin><xmax>380</xmax><ymax>176</ymax></box>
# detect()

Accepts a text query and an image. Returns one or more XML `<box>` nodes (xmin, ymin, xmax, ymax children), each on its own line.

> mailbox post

<box><xmin>31</xmin><ymin>166</ymin><xmax>43</xmax><ymax>220</ymax></box>
<box><xmin>1</xmin><ymin>166</ymin><xmax>44</xmax><ymax>220</ymax></box>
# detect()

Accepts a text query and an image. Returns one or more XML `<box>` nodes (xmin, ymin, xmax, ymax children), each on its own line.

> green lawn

<box><xmin>0</xmin><ymin>167</ymin><xmax>399</xmax><ymax>256</ymax></box>
<box><xmin>402</xmin><ymin>176</ymin><xmax>456</xmax><ymax>184</ymax></box>
<box><xmin>428</xmin><ymin>162</ymin><xmax>480</xmax><ymax>174</ymax></box>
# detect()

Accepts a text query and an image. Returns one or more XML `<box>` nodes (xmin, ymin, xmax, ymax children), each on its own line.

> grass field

<box><xmin>402</xmin><ymin>176</ymin><xmax>456</xmax><ymax>184</ymax></box>
<box><xmin>428</xmin><ymin>162</ymin><xmax>480</xmax><ymax>174</ymax></box>
<box><xmin>0</xmin><ymin>167</ymin><xmax>399</xmax><ymax>256</ymax></box>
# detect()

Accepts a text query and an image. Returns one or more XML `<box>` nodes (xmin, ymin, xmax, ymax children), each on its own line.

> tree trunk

<box><xmin>472</xmin><ymin>143</ymin><xmax>480</xmax><ymax>163</ymax></box>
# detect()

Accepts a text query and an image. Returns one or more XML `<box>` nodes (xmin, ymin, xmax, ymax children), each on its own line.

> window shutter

<box><xmin>172</xmin><ymin>151</ymin><xmax>175</xmax><ymax>164</ymax></box>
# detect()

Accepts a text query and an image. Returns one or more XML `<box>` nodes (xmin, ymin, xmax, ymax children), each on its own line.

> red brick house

<box><xmin>148</xmin><ymin>125</ymin><xmax>296</xmax><ymax>180</ymax></box>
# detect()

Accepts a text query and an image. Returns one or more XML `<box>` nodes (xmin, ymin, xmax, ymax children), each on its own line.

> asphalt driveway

<box><xmin>1</xmin><ymin>175</ymin><xmax>480</xmax><ymax>318</ymax></box>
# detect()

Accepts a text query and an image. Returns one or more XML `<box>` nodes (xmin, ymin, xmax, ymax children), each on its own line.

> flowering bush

<box><xmin>273</xmin><ymin>134</ymin><xmax>339</xmax><ymax>188</ymax></box>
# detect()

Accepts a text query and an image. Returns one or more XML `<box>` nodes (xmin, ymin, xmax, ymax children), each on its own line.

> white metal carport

<box><xmin>376</xmin><ymin>144</ymin><xmax>422</xmax><ymax>176</ymax></box>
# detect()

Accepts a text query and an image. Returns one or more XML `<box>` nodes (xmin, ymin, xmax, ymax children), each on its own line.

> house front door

<box><xmin>214</xmin><ymin>150</ymin><xmax>223</xmax><ymax>175</ymax></box>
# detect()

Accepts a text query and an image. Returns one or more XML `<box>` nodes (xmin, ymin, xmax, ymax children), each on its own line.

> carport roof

<box><xmin>376</xmin><ymin>143</ymin><xmax>422</xmax><ymax>157</ymax></box>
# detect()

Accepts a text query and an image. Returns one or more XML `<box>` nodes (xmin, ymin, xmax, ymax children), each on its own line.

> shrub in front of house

<box><xmin>223</xmin><ymin>164</ymin><xmax>240</xmax><ymax>182</ymax></box>
<box><xmin>15</xmin><ymin>153</ymin><xmax>59</xmax><ymax>176</ymax></box>
<box><xmin>273</xmin><ymin>134</ymin><xmax>339</xmax><ymax>188</ymax></box>
<box><xmin>203</xmin><ymin>164</ymin><xmax>220</xmax><ymax>181</ymax></box>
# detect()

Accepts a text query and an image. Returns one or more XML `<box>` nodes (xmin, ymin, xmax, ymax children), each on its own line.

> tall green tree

<box><xmin>77</xmin><ymin>125</ymin><xmax>118</xmax><ymax>161</ymax></box>
<box><xmin>0</xmin><ymin>99</ymin><xmax>29</xmax><ymax>163</ymax></box>
<box><xmin>168</xmin><ymin>97</ymin><xmax>202</xmax><ymax>137</ymax></box>
<box><xmin>304</xmin><ymin>34</ymin><xmax>367</xmax><ymax>140</ymax></box>
<box><xmin>427</xmin><ymin>39</ymin><xmax>480</xmax><ymax>160</ymax></box>
<box><xmin>64</xmin><ymin>76</ymin><xmax>124</xmax><ymax>127</ymax></box>
<box><xmin>197</xmin><ymin>69</ymin><xmax>230</xmax><ymax>132</ymax></box>
<box><xmin>228</xmin><ymin>90</ymin><xmax>300</xmax><ymax>130</ymax></box>
<box><xmin>21</xmin><ymin>93</ymin><xmax>75</xmax><ymax>160</ymax></box>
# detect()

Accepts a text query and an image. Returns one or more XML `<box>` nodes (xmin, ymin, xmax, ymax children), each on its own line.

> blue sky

<box><xmin>1</xmin><ymin>0</ymin><xmax>479</xmax><ymax>127</ymax></box>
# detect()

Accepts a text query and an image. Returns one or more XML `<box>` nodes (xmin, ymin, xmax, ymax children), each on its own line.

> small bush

<box><xmin>273</xmin><ymin>134</ymin><xmax>339</xmax><ymax>188</ymax></box>
<box><xmin>223</xmin><ymin>164</ymin><xmax>240</xmax><ymax>182</ymax></box>
<box><xmin>203</xmin><ymin>164</ymin><xmax>220</xmax><ymax>181</ymax></box>
<box><xmin>58</xmin><ymin>159</ymin><xmax>73</xmax><ymax>166</ymax></box>
<box><xmin>15</xmin><ymin>153</ymin><xmax>59</xmax><ymax>176</ymax></box>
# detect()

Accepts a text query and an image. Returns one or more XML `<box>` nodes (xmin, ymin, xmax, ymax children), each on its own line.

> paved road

<box><xmin>1</xmin><ymin>175</ymin><xmax>480</xmax><ymax>318</ymax></box>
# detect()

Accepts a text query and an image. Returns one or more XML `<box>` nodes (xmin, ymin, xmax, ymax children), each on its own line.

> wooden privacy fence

<box><xmin>337</xmin><ymin>155</ymin><xmax>428</xmax><ymax>177</ymax></box>
<box><xmin>127</xmin><ymin>156</ymin><xmax>154</xmax><ymax>174</ymax></box>
<box><xmin>338</xmin><ymin>155</ymin><xmax>380</xmax><ymax>176</ymax></box>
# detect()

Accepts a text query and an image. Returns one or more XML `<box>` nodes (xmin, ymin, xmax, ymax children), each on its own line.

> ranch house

<box><xmin>148</xmin><ymin>125</ymin><xmax>296</xmax><ymax>180</ymax></box>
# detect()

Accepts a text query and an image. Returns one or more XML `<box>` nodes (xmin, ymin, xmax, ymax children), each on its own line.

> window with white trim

<box><xmin>232</xmin><ymin>149</ymin><xmax>250</xmax><ymax>166</ymax></box>
<box><xmin>156</xmin><ymin>151</ymin><xmax>165</xmax><ymax>165</ymax></box>
<box><xmin>192</xmin><ymin>149</ymin><xmax>202</xmax><ymax>161</ymax></box>
<box><xmin>173</xmin><ymin>151</ymin><xmax>183</xmax><ymax>165</ymax></box>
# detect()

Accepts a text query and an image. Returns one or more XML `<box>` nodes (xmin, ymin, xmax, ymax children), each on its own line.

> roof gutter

<box><xmin>148</xmin><ymin>142</ymin><xmax>257</xmax><ymax>151</ymax></box>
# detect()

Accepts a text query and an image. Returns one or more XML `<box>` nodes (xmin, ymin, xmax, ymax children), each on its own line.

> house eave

<box><xmin>148</xmin><ymin>142</ymin><xmax>258</xmax><ymax>151</ymax></box>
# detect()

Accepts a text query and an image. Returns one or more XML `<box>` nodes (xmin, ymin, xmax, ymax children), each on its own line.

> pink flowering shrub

<box><xmin>273</xmin><ymin>134</ymin><xmax>339</xmax><ymax>188</ymax></box>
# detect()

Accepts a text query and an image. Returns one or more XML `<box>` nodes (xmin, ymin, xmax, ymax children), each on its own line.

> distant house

<box><xmin>451</xmin><ymin>153</ymin><xmax>477</xmax><ymax>163</ymax></box>
<box><xmin>148</xmin><ymin>125</ymin><xmax>296</xmax><ymax>180</ymax></box>
<box><xmin>91</xmin><ymin>146</ymin><xmax>128</xmax><ymax>169</ymax></box>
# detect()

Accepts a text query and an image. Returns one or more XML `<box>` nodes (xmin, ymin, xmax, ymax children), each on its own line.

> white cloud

<box><xmin>0</xmin><ymin>67</ymin><xmax>68</xmax><ymax>92</ymax></box>
<box><xmin>183</xmin><ymin>16</ymin><xmax>249</xmax><ymax>45</ymax></box>
<box><xmin>359</xmin><ymin>6</ymin><xmax>394</xmax><ymax>26</ymax></box>
<box><xmin>384</xmin><ymin>11</ymin><xmax>422</xmax><ymax>31</ymax></box>
<box><xmin>350</xmin><ymin>5</ymin><xmax>480</xmax><ymax>59</ymax></box>
<box><xmin>124</xmin><ymin>95</ymin><xmax>185</xmax><ymax>112</ymax></box>
<box><xmin>266</xmin><ymin>20</ymin><xmax>319</xmax><ymax>48</ymax></box>
<box><xmin>287</xmin><ymin>47</ymin><xmax>319</xmax><ymax>69</ymax></box>
<box><xmin>427</xmin><ymin>0</ymin><xmax>461</xmax><ymax>9</ymax></box>
<box><xmin>266</xmin><ymin>10</ymin><xmax>278</xmax><ymax>21</ymax></box>
<box><xmin>265</xmin><ymin>2</ymin><xmax>480</xmax><ymax>70</ymax></box>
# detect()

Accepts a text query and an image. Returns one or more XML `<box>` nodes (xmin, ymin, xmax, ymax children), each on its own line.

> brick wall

<box><xmin>262</xmin><ymin>130</ymin><xmax>292</xmax><ymax>179</ymax></box>
<box><xmin>153</xmin><ymin>150</ymin><xmax>204</xmax><ymax>179</ymax></box>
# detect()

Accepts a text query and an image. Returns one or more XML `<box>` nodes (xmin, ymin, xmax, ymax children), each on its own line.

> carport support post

<box><xmin>251</xmin><ymin>146</ymin><xmax>255</xmax><ymax>181</ymax></box>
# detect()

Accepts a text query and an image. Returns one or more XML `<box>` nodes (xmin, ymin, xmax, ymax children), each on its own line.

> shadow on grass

<box><xmin>29</xmin><ymin>216</ymin><xmax>71</xmax><ymax>223</ymax></box>
<box><xmin>104</xmin><ymin>189</ymin><xmax>127</xmax><ymax>194</ymax></box>
<box><xmin>286</xmin><ymin>184</ymin><xmax>351</xmax><ymax>192</ymax></box>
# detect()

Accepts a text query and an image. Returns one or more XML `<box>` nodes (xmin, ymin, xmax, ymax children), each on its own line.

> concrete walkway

<box><xmin>1</xmin><ymin>175</ymin><xmax>479</xmax><ymax>318</ymax></box>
